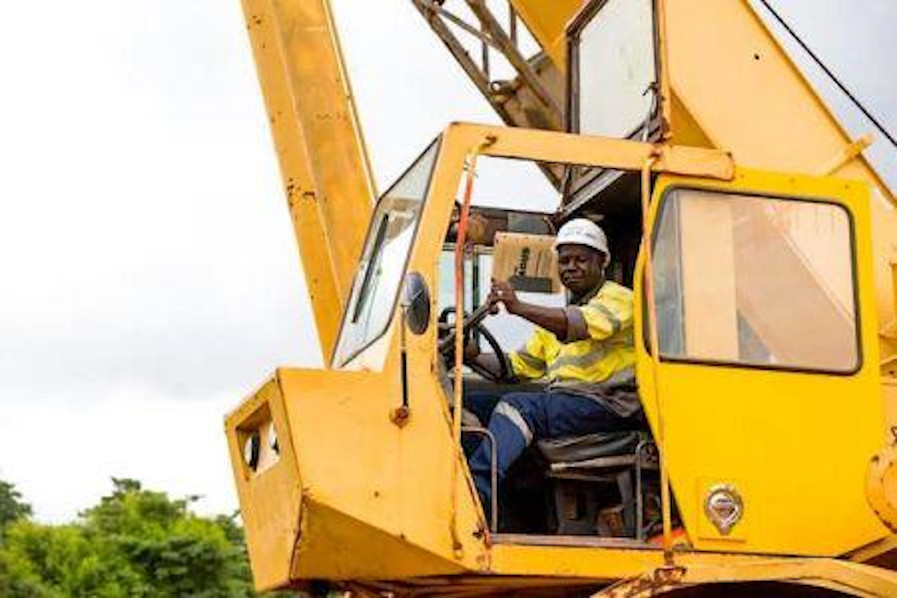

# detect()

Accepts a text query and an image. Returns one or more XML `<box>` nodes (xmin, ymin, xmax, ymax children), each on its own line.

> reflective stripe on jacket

<box><xmin>508</xmin><ymin>280</ymin><xmax>638</xmax><ymax>415</ymax></box>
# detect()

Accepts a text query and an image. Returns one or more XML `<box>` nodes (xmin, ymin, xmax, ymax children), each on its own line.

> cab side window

<box><xmin>651</xmin><ymin>189</ymin><xmax>858</xmax><ymax>373</ymax></box>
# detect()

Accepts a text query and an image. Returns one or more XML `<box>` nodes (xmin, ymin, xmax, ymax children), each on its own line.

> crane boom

<box><xmin>243</xmin><ymin>0</ymin><xmax>375</xmax><ymax>359</ymax></box>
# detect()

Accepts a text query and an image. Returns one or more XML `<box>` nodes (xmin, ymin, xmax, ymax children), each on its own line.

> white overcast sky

<box><xmin>0</xmin><ymin>1</ymin><xmax>894</xmax><ymax>523</ymax></box>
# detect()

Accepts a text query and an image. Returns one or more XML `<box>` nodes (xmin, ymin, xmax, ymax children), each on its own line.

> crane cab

<box><xmin>226</xmin><ymin>122</ymin><xmax>891</xmax><ymax>593</ymax></box>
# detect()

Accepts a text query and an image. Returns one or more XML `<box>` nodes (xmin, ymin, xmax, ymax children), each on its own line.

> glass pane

<box><xmin>334</xmin><ymin>140</ymin><xmax>440</xmax><ymax>365</ymax></box>
<box><xmin>652</xmin><ymin>189</ymin><xmax>858</xmax><ymax>372</ymax></box>
<box><xmin>437</xmin><ymin>250</ymin><xmax>476</xmax><ymax>317</ymax></box>
<box><xmin>652</xmin><ymin>197</ymin><xmax>685</xmax><ymax>356</ymax></box>
<box><xmin>467</xmin><ymin>157</ymin><xmax>560</xmax><ymax>213</ymax></box>
<box><xmin>578</xmin><ymin>0</ymin><xmax>656</xmax><ymax>138</ymax></box>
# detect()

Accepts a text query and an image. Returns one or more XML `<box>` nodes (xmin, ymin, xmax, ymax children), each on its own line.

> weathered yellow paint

<box><xmin>664</xmin><ymin>0</ymin><xmax>893</xmax><ymax>202</ymax></box>
<box><xmin>508</xmin><ymin>0</ymin><xmax>584</xmax><ymax>70</ymax></box>
<box><xmin>492</xmin><ymin>543</ymin><xmax>897</xmax><ymax>596</ymax></box>
<box><xmin>435</xmin><ymin>123</ymin><xmax>734</xmax><ymax>181</ymax></box>
<box><xmin>225</xmin><ymin>377</ymin><xmax>303</xmax><ymax>591</ymax></box>
<box><xmin>867</xmin><ymin>442</ymin><xmax>897</xmax><ymax>535</ymax></box>
<box><xmin>635</xmin><ymin>168</ymin><xmax>889</xmax><ymax>556</ymax></box>
<box><xmin>225</xmin><ymin>362</ymin><xmax>486</xmax><ymax>586</ymax></box>
<box><xmin>594</xmin><ymin>556</ymin><xmax>897</xmax><ymax>597</ymax></box>
<box><xmin>241</xmin><ymin>0</ymin><xmax>375</xmax><ymax>358</ymax></box>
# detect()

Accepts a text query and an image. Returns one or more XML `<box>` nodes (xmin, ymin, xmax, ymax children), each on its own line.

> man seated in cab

<box><xmin>465</xmin><ymin>218</ymin><xmax>642</xmax><ymax>517</ymax></box>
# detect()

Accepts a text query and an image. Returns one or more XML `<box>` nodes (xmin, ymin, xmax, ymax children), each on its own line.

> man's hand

<box><xmin>463</xmin><ymin>337</ymin><xmax>480</xmax><ymax>361</ymax></box>
<box><xmin>488</xmin><ymin>277</ymin><xmax>570</xmax><ymax>340</ymax></box>
<box><xmin>489</xmin><ymin>278</ymin><xmax>520</xmax><ymax>315</ymax></box>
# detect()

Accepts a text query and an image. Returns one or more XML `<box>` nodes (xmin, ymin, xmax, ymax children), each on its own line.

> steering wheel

<box><xmin>438</xmin><ymin>305</ymin><xmax>512</xmax><ymax>383</ymax></box>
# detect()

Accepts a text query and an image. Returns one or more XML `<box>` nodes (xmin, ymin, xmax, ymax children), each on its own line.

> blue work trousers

<box><xmin>465</xmin><ymin>390</ymin><xmax>630</xmax><ymax>521</ymax></box>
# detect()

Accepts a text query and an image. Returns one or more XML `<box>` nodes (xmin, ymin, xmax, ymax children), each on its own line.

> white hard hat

<box><xmin>554</xmin><ymin>218</ymin><xmax>610</xmax><ymax>263</ymax></box>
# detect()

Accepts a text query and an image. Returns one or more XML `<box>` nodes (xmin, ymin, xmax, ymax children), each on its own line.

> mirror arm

<box><xmin>391</xmin><ymin>304</ymin><xmax>413</xmax><ymax>427</ymax></box>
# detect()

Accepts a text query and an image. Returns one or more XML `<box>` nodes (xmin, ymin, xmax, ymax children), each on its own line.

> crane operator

<box><xmin>464</xmin><ymin>218</ymin><xmax>642</xmax><ymax>518</ymax></box>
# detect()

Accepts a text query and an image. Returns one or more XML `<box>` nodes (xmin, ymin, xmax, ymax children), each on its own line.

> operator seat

<box><xmin>537</xmin><ymin>427</ymin><xmax>658</xmax><ymax>539</ymax></box>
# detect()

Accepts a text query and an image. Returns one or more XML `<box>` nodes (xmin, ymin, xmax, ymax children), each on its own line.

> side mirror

<box><xmin>402</xmin><ymin>271</ymin><xmax>431</xmax><ymax>335</ymax></box>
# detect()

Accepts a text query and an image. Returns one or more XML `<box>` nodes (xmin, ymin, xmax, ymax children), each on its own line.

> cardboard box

<box><xmin>492</xmin><ymin>232</ymin><xmax>561</xmax><ymax>294</ymax></box>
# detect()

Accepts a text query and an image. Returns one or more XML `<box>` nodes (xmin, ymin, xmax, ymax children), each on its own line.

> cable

<box><xmin>757</xmin><ymin>0</ymin><xmax>897</xmax><ymax>151</ymax></box>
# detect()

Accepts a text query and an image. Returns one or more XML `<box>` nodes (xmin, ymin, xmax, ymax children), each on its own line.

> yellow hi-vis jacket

<box><xmin>509</xmin><ymin>280</ymin><xmax>639</xmax><ymax>417</ymax></box>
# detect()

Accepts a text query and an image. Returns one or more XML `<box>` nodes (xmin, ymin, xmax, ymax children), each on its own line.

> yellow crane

<box><xmin>225</xmin><ymin>1</ymin><xmax>897</xmax><ymax>595</ymax></box>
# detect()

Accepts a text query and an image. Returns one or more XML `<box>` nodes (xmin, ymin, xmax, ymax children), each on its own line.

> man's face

<box><xmin>557</xmin><ymin>244</ymin><xmax>605</xmax><ymax>296</ymax></box>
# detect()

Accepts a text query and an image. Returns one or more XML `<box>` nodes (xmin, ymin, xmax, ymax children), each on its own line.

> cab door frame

<box><xmin>395</xmin><ymin>122</ymin><xmax>734</xmax><ymax>551</ymax></box>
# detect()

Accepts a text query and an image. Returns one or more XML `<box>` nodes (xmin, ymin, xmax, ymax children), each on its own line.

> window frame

<box><xmin>644</xmin><ymin>185</ymin><xmax>864</xmax><ymax>376</ymax></box>
<box><xmin>331</xmin><ymin>137</ymin><xmax>442</xmax><ymax>368</ymax></box>
<box><xmin>566</xmin><ymin>0</ymin><xmax>663</xmax><ymax>140</ymax></box>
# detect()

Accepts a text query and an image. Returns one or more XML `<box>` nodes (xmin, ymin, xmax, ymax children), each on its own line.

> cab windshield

<box><xmin>333</xmin><ymin>139</ymin><xmax>441</xmax><ymax>366</ymax></box>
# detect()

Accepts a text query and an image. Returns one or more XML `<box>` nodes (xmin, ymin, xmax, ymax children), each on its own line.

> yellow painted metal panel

<box><xmin>665</xmin><ymin>0</ymin><xmax>893</xmax><ymax>201</ymax></box>
<box><xmin>491</xmin><ymin>542</ymin><xmax>665</xmax><ymax>580</ymax></box>
<box><xmin>440</xmin><ymin>123</ymin><xmax>733</xmax><ymax>181</ymax></box>
<box><xmin>227</xmin><ymin>364</ymin><xmax>486</xmax><ymax>586</ymax></box>
<box><xmin>225</xmin><ymin>377</ymin><xmax>304</xmax><ymax>591</ymax></box>
<box><xmin>669</xmin><ymin>91</ymin><xmax>713</xmax><ymax>149</ymax></box>
<box><xmin>636</xmin><ymin>168</ymin><xmax>889</xmax><ymax>556</ymax></box>
<box><xmin>595</xmin><ymin>556</ymin><xmax>897</xmax><ymax>597</ymax></box>
<box><xmin>241</xmin><ymin>0</ymin><xmax>375</xmax><ymax>358</ymax></box>
<box><xmin>492</xmin><ymin>543</ymin><xmax>897</xmax><ymax>596</ymax></box>
<box><xmin>278</xmin><ymin>362</ymin><xmax>485</xmax><ymax>576</ymax></box>
<box><xmin>509</xmin><ymin>0</ymin><xmax>584</xmax><ymax>70</ymax></box>
<box><xmin>292</xmin><ymin>500</ymin><xmax>467</xmax><ymax>580</ymax></box>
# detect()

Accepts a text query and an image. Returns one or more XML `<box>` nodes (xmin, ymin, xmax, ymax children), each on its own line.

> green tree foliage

<box><xmin>0</xmin><ymin>480</ymin><xmax>32</xmax><ymax>532</ymax></box>
<box><xmin>0</xmin><ymin>478</ymin><xmax>292</xmax><ymax>597</ymax></box>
